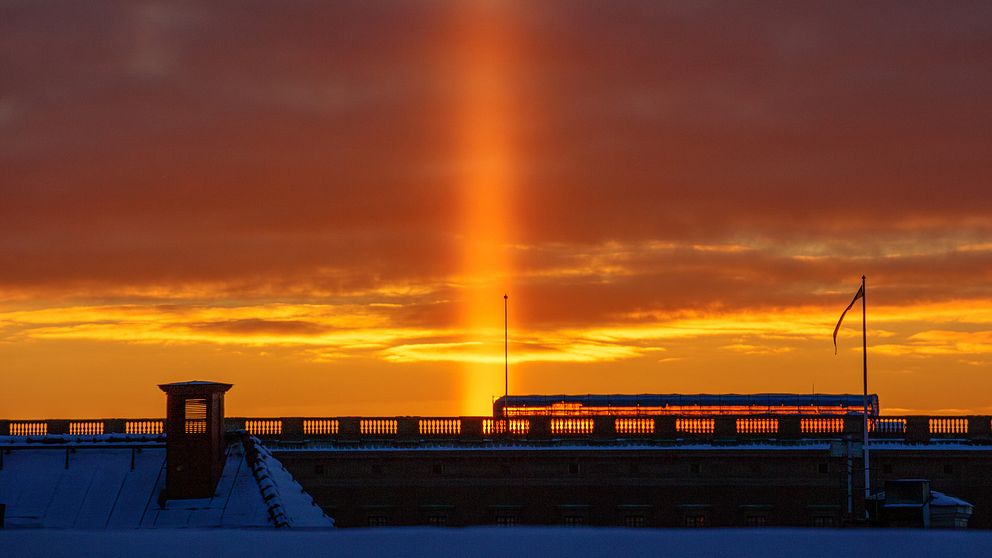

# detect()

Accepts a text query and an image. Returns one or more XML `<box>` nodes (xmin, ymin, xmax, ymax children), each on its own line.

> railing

<box><xmin>736</xmin><ymin>418</ymin><xmax>778</xmax><ymax>434</ymax></box>
<box><xmin>550</xmin><ymin>418</ymin><xmax>594</xmax><ymax>435</ymax></box>
<box><xmin>303</xmin><ymin>419</ymin><xmax>339</xmax><ymax>435</ymax></box>
<box><xmin>419</xmin><ymin>419</ymin><xmax>460</xmax><ymax>436</ymax></box>
<box><xmin>246</xmin><ymin>419</ymin><xmax>282</xmax><ymax>436</ymax></box>
<box><xmin>8</xmin><ymin>421</ymin><xmax>47</xmax><ymax>436</ymax></box>
<box><xmin>69</xmin><ymin>421</ymin><xmax>104</xmax><ymax>435</ymax></box>
<box><xmin>2</xmin><ymin>415</ymin><xmax>990</xmax><ymax>444</ymax></box>
<box><xmin>676</xmin><ymin>418</ymin><xmax>715</xmax><ymax>434</ymax></box>
<box><xmin>615</xmin><ymin>418</ymin><xmax>655</xmax><ymax>435</ymax></box>
<box><xmin>360</xmin><ymin>419</ymin><xmax>397</xmax><ymax>435</ymax></box>
<box><xmin>929</xmin><ymin>417</ymin><xmax>968</xmax><ymax>435</ymax></box>
<box><xmin>126</xmin><ymin>419</ymin><xmax>164</xmax><ymax>435</ymax></box>
<box><xmin>801</xmin><ymin>418</ymin><xmax>844</xmax><ymax>434</ymax></box>
<box><xmin>870</xmin><ymin>418</ymin><xmax>907</xmax><ymax>434</ymax></box>
<box><xmin>482</xmin><ymin>419</ymin><xmax>530</xmax><ymax>436</ymax></box>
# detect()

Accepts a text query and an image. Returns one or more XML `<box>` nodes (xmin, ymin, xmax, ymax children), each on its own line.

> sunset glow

<box><xmin>1</xmin><ymin>3</ymin><xmax>991</xmax><ymax>419</ymax></box>
<box><xmin>452</xmin><ymin>1</ymin><xmax>519</xmax><ymax>414</ymax></box>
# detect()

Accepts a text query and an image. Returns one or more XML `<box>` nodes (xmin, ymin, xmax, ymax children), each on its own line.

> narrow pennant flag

<box><xmin>832</xmin><ymin>284</ymin><xmax>865</xmax><ymax>354</ymax></box>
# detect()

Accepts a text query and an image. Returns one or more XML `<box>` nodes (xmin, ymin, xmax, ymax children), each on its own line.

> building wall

<box><xmin>275</xmin><ymin>445</ymin><xmax>992</xmax><ymax>528</ymax></box>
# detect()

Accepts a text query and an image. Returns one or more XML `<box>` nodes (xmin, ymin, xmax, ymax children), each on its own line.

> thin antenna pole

<box><xmin>861</xmin><ymin>275</ymin><xmax>870</xmax><ymax>520</ymax></box>
<box><xmin>504</xmin><ymin>293</ymin><xmax>508</xmax><ymax>408</ymax></box>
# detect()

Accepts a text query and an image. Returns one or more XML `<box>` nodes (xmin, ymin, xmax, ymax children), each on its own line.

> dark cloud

<box><xmin>1</xmin><ymin>1</ymin><xmax>990</xmax><ymax>311</ymax></box>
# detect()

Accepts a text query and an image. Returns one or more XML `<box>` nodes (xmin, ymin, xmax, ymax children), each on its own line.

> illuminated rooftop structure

<box><xmin>493</xmin><ymin>394</ymin><xmax>880</xmax><ymax>418</ymax></box>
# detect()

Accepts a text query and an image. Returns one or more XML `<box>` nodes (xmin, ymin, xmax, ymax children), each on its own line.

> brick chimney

<box><xmin>159</xmin><ymin>381</ymin><xmax>232</xmax><ymax>500</ymax></box>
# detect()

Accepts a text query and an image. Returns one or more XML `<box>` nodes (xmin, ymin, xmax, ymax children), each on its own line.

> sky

<box><xmin>1</xmin><ymin>1</ymin><xmax>991</xmax><ymax>418</ymax></box>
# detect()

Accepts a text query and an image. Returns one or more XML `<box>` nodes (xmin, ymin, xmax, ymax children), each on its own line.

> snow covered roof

<box><xmin>870</xmin><ymin>490</ymin><xmax>973</xmax><ymax>509</ymax></box>
<box><xmin>0</xmin><ymin>434</ymin><xmax>332</xmax><ymax>529</ymax></box>
<box><xmin>930</xmin><ymin>491</ymin><xmax>973</xmax><ymax>508</ymax></box>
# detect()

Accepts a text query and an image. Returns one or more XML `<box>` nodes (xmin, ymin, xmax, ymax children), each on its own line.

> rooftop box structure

<box><xmin>159</xmin><ymin>381</ymin><xmax>232</xmax><ymax>500</ymax></box>
<box><xmin>494</xmin><ymin>393</ymin><xmax>880</xmax><ymax>418</ymax></box>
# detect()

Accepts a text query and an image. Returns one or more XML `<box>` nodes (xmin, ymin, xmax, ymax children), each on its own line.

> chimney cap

<box><xmin>159</xmin><ymin>380</ymin><xmax>233</xmax><ymax>395</ymax></box>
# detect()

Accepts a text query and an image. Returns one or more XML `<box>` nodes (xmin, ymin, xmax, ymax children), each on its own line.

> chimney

<box><xmin>159</xmin><ymin>380</ymin><xmax>233</xmax><ymax>500</ymax></box>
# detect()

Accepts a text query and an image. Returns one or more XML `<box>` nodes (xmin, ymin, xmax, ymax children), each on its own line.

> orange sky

<box><xmin>2</xmin><ymin>2</ymin><xmax>992</xmax><ymax>418</ymax></box>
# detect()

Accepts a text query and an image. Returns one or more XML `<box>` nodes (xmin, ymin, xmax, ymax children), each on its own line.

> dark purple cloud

<box><xmin>1</xmin><ymin>1</ymin><xmax>990</xmax><ymax>314</ymax></box>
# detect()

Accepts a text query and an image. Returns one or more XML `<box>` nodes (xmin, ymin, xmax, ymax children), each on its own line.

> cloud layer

<box><xmin>1</xmin><ymin>2</ymin><xmax>991</xmax><ymax>416</ymax></box>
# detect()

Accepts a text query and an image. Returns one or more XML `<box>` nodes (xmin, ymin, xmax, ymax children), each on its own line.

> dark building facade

<box><xmin>273</xmin><ymin>441</ymin><xmax>992</xmax><ymax>528</ymax></box>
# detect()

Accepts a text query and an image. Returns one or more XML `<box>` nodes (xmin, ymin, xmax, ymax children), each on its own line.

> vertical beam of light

<box><xmin>452</xmin><ymin>2</ymin><xmax>519</xmax><ymax>415</ymax></box>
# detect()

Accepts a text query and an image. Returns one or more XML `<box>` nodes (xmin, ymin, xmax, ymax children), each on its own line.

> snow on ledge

<box><xmin>243</xmin><ymin>434</ymin><xmax>334</xmax><ymax>528</ymax></box>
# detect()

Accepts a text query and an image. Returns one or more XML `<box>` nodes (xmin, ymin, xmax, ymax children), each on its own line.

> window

<box><xmin>184</xmin><ymin>398</ymin><xmax>207</xmax><ymax>435</ymax></box>
<box><xmin>745</xmin><ymin>515</ymin><xmax>768</xmax><ymax>527</ymax></box>
<box><xmin>685</xmin><ymin>515</ymin><xmax>706</xmax><ymax>527</ymax></box>
<box><xmin>569</xmin><ymin>463</ymin><xmax>580</xmax><ymax>475</ymax></box>
<box><xmin>314</xmin><ymin>464</ymin><xmax>324</xmax><ymax>475</ymax></box>
<box><xmin>623</xmin><ymin>515</ymin><xmax>646</xmax><ymax>527</ymax></box>
<box><xmin>563</xmin><ymin>515</ymin><xmax>585</xmax><ymax>527</ymax></box>
<box><xmin>433</xmin><ymin>462</ymin><xmax>444</xmax><ymax>475</ymax></box>
<box><xmin>689</xmin><ymin>463</ymin><xmax>702</xmax><ymax>474</ymax></box>
<box><xmin>811</xmin><ymin>516</ymin><xmax>835</xmax><ymax>528</ymax></box>
<box><xmin>367</xmin><ymin>515</ymin><xmax>389</xmax><ymax>527</ymax></box>
<box><xmin>944</xmin><ymin>463</ymin><xmax>954</xmax><ymax>475</ymax></box>
<box><xmin>818</xmin><ymin>463</ymin><xmax>829</xmax><ymax>474</ymax></box>
<box><xmin>883</xmin><ymin>464</ymin><xmax>893</xmax><ymax>474</ymax></box>
<box><xmin>495</xmin><ymin>515</ymin><xmax>517</xmax><ymax>527</ymax></box>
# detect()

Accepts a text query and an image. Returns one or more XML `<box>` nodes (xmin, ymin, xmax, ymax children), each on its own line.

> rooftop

<box><xmin>0</xmin><ymin>434</ymin><xmax>331</xmax><ymax>529</ymax></box>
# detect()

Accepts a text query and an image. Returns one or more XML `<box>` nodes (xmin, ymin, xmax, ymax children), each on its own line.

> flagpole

<box><xmin>861</xmin><ymin>275</ymin><xmax>870</xmax><ymax>520</ymax></box>
<box><xmin>504</xmin><ymin>293</ymin><xmax>508</xmax><ymax>409</ymax></box>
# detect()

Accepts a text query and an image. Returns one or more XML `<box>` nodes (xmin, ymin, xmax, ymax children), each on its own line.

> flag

<box><xmin>833</xmin><ymin>283</ymin><xmax>864</xmax><ymax>354</ymax></box>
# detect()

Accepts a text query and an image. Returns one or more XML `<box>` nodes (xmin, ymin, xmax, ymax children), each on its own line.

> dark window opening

<box><xmin>623</xmin><ymin>515</ymin><xmax>646</xmax><ymax>527</ymax></box>
<box><xmin>812</xmin><ymin>516</ymin><xmax>835</xmax><ymax>528</ymax></box>
<box><xmin>495</xmin><ymin>515</ymin><xmax>517</xmax><ymax>527</ymax></box>
<box><xmin>314</xmin><ymin>464</ymin><xmax>324</xmax><ymax>475</ymax></box>
<box><xmin>689</xmin><ymin>463</ymin><xmax>702</xmax><ymax>474</ymax></box>
<box><xmin>184</xmin><ymin>398</ymin><xmax>207</xmax><ymax>435</ymax></box>
<box><xmin>569</xmin><ymin>463</ymin><xmax>580</xmax><ymax>475</ymax></box>
<box><xmin>746</xmin><ymin>515</ymin><xmax>768</xmax><ymax>527</ymax></box>
<box><xmin>944</xmin><ymin>463</ymin><xmax>954</xmax><ymax>475</ymax></box>
<box><xmin>685</xmin><ymin>515</ymin><xmax>706</xmax><ymax>527</ymax></box>
<box><xmin>367</xmin><ymin>515</ymin><xmax>389</xmax><ymax>527</ymax></box>
<box><xmin>818</xmin><ymin>463</ymin><xmax>829</xmax><ymax>474</ymax></box>
<box><xmin>433</xmin><ymin>462</ymin><xmax>444</xmax><ymax>475</ymax></box>
<box><xmin>883</xmin><ymin>464</ymin><xmax>893</xmax><ymax>474</ymax></box>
